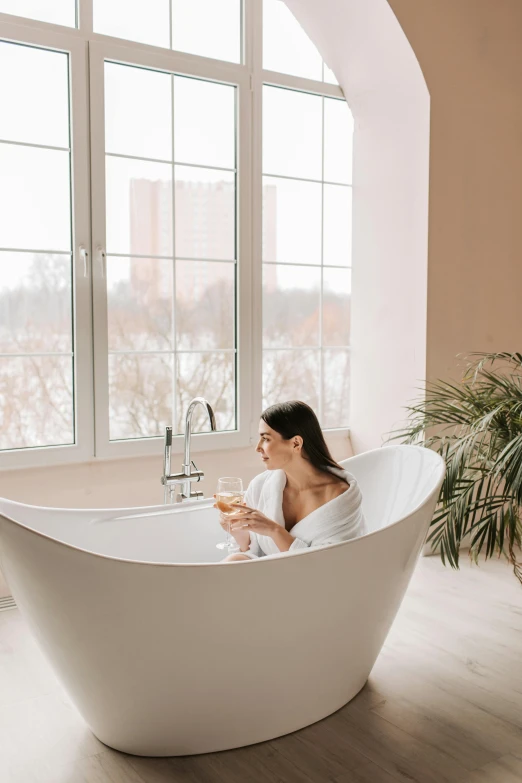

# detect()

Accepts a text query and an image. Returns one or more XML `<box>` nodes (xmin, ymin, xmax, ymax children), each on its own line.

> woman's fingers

<box><xmin>230</xmin><ymin>515</ymin><xmax>256</xmax><ymax>530</ymax></box>
<box><xmin>231</xmin><ymin>503</ymin><xmax>256</xmax><ymax>514</ymax></box>
<box><xmin>229</xmin><ymin>505</ymin><xmax>257</xmax><ymax>518</ymax></box>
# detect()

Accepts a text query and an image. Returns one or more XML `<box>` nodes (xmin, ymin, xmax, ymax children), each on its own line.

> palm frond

<box><xmin>390</xmin><ymin>352</ymin><xmax>522</xmax><ymax>585</ymax></box>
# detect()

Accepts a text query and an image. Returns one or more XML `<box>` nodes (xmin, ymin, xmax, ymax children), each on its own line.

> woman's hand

<box><xmin>213</xmin><ymin>497</ymin><xmax>251</xmax><ymax>551</ymax></box>
<box><xmin>228</xmin><ymin>505</ymin><xmax>279</xmax><ymax>538</ymax></box>
<box><xmin>229</xmin><ymin>505</ymin><xmax>296</xmax><ymax>552</ymax></box>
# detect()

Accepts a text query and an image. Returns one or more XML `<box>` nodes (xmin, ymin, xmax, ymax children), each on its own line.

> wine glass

<box><xmin>215</xmin><ymin>477</ymin><xmax>244</xmax><ymax>552</ymax></box>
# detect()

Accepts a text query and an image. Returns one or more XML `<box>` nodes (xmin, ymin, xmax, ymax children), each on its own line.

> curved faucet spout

<box><xmin>184</xmin><ymin>397</ymin><xmax>217</xmax><ymax>473</ymax></box>
<box><xmin>162</xmin><ymin>397</ymin><xmax>216</xmax><ymax>503</ymax></box>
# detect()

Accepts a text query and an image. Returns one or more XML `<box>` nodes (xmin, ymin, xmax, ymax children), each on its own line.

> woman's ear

<box><xmin>293</xmin><ymin>436</ymin><xmax>303</xmax><ymax>452</ymax></box>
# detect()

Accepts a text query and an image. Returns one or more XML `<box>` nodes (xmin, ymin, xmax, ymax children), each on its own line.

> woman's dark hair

<box><xmin>261</xmin><ymin>400</ymin><xmax>344</xmax><ymax>475</ymax></box>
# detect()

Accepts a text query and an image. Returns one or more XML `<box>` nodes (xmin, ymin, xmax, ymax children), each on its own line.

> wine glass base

<box><xmin>216</xmin><ymin>541</ymin><xmax>240</xmax><ymax>552</ymax></box>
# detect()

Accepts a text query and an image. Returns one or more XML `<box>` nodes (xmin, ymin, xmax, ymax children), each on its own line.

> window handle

<box><xmin>79</xmin><ymin>245</ymin><xmax>89</xmax><ymax>278</ymax></box>
<box><xmin>97</xmin><ymin>246</ymin><xmax>106</xmax><ymax>278</ymax></box>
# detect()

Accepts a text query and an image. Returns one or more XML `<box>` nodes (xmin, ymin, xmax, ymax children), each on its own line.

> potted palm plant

<box><xmin>392</xmin><ymin>352</ymin><xmax>522</xmax><ymax>585</ymax></box>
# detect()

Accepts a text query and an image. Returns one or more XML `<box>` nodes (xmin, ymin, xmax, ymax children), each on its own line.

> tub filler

<box><xmin>0</xmin><ymin>445</ymin><xmax>444</xmax><ymax>756</ymax></box>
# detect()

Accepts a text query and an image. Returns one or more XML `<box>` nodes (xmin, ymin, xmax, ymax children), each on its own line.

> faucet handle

<box><xmin>191</xmin><ymin>460</ymin><xmax>202</xmax><ymax>481</ymax></box>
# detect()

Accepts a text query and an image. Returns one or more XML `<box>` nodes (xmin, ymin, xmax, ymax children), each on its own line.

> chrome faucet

<box><xmin>161</xmin><ymin>397</ymin><xmax>217</xmax><ymax>503</ymax></box>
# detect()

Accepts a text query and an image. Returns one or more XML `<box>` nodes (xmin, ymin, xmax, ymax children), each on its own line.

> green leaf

<box><xmin>388</xmin><ymin>351</ymin><xmax>522</xmax><ymax>585</ymax></box>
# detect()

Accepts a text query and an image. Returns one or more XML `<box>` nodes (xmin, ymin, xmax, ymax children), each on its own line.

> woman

<box><xmin>219</xmin><ymin>401</ymin><xmax>368</xmax><ymax>561</ymax></box>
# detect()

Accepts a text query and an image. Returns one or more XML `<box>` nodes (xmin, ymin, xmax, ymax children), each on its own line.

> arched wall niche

<box><xmin>285</xmin><ymin>0</ymin><xmax>430</xmax><ymax>452</ymax></box>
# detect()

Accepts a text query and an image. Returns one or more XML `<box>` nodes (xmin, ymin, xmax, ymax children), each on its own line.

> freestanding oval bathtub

<box><xmin>0</xmin><ymin>445</ymin><xmax>444</xmax><ymax>756</ymax></box>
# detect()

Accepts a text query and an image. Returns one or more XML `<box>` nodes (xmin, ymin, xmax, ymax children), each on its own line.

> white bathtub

<box><xmin>0</xmin><ymin>445</ymin><xmax>444</xmax><ymax>756</ymax></box>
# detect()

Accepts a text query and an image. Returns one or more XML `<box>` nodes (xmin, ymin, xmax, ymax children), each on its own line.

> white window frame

<box><xmin>0</xmin><ymin>18</ymin><xmax>93</xmax><ymax>470</ymax></box>
<box><xmin>89</xmin><ymin>39</ymin><xmax>252</xmax><ymax>459</ymax></box>
<box><xmin>0</xmin><ymin>0</ymin><xmax>348</xmax><ymax>470</ymax></box>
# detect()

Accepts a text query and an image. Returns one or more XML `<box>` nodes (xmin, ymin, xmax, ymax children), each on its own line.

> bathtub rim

<box><xmin>0</xmin><ymin>445</ymin><xmax>445</xmax><ymax>569</ymax></box>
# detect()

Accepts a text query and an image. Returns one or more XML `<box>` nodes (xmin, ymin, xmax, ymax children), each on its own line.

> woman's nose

<box><xmin>256</xmin><ymin>440</ymin><xmax>263</xmax><ymax>452</ymax></box>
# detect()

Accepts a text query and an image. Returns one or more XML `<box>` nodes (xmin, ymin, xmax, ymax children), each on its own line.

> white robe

<box><xmin>242</xmin><ymin>466</ymin><xmax>368</xmax><ymax>558</ymax></box>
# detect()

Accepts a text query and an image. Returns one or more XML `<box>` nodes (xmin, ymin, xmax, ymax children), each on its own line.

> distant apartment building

<box><xmin>129</xmin><ymin>177</ymin><xmax>278</xmax><ymax>302</ymax></box>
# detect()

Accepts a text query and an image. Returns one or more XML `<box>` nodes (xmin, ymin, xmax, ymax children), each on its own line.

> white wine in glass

<box><xmin>216</xmin><ymin>477</ymin><xmax>244</xmax><ymax>552</ymax></box>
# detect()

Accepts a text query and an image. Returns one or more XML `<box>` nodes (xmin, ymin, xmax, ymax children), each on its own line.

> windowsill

<box><xmin>0</xmin><ymin>427</ymin><xmax>351</xmax><ymax>473</ymax></box>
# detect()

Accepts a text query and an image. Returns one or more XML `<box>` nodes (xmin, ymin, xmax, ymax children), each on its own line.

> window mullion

<box><xmin>78</xmin><ymin>0</ymin><xmax>93</xmax><ymax>33</ymax></box>
<box><xmin>320</xmin><ymin>94</ymin><xmax>325</xmax><ymax>425</ymax></box>
<box><xmin>69</xmin><ymin>36</ymin><xmax>94</xmax><ymax>461</ymax></box>
<box><xmin>89</xmin><ymin>42</ymin><xmax>111</xmax><ymax>458</ymax></box>
<box><xmin>171</xmin><ymin>73</ymin><xmax>177</xmax><ymax>437</ymax></box>
<box><xmin>244</xmin><ymin>0</ymin><xmax>263</xmax><ymax>437</ymax></box>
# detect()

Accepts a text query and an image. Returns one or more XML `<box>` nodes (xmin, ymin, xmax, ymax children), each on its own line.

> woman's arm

<box><xmin>268</xmin><ymin>525</ymin><xmax>296</xmax><ymax>553</ymax></box>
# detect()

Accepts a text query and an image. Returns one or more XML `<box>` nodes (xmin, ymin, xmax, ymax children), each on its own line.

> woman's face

<box><xmin>255</xmin><ymin>420</ymin><xmax>300</xmax><ymax>470</ymax></box>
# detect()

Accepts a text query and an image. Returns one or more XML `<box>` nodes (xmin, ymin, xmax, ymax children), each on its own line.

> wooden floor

<box><xmin>1</xmin><ymin>556</ymin><xmax>521</xmax><ymax>783</ymax></box>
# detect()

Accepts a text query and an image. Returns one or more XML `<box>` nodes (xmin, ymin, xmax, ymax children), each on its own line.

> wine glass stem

<box><xmin>226</xmin><ymin>519</ymin><xmax>233</xmax><ymax>549</ymax></box>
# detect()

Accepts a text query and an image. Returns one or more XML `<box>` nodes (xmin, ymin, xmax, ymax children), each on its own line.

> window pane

<box><xmin>323</xmin><ymin>349</ymin><xmax>350</xmax><ymax>428</ymax></box>
<box><xmin>172</xmin><ymin>0</ymin><xmax>241</xmax><ymax>63</ymax></box>
<box><xmin>103</xmin><ymin>67</ymin><xmax>238</xmax><ymax>442</ymax></box>
<box><xmin>263</xmin><ymin>176</ymin><xmax>321</xmax><ymax>264</ymax></box>
<box><xmin>324</xmin><ymin>98</ymin><xmax>354</xmax><ymax>185</ymax></box>
<box><xmin>94</xmin><ymin>0</ymin><xmax>170</xmax><ymax>48</ymax></box>
<box><xmin>263</xmin><ymin>86</ymin><xmax>322</xmax><ymax>180</ymax></box>
<box><xmin>263</xmin><ymin>0</ymin><xmax>322</xmax><ymax>81</ymax></box>
<box><xmin>0</xmin><ymin>41</ymin><xmax>74</xmax><ymax>453</ymax></box>
<box><xmin>0</xmin><ymin>0</ymin><xmax>75</xmax><ymax>26</ymax></box>
<box><xmin>105</xmin><ymin>63</ymin><xmax>172</xmax><ymax>161</ymax></box>
<box><xmin>109</xmin><ymin>353</ymin><xmax>173</xmax><ymax>440</ymax></box>
<box><xmin>0</xmin><ymin>43</ymin><xmax>69</xmax><ymax>148</ymax></box>
<box><xmin>262</xmin><ymin>86</ymin><xmax>352</xmax><ymax>429</ymax></box>
<box><xmin>263</xmin><ymin>349</ymin><xmax>320</xmax><ymax>412</ymax></box>
<box><xmin>0</xmin><ymin>144</ymin><xmax>71</xmax><ymax>251</ymax></box>
<box><xmin>174</xmin><ymin>77</ymin><xmax>235</xmax><ymax>170</ymax></box>
<box><xmin>0</xmin><ymin>253</ymin><xmax>72</xmax><ymax>353</ymax></box>
<box><xmin>105</xmin><ymin>157</ymin><xmax>173</xmax><ymax>256</ymax></box>
<box><xmin>0</xmin><ymin>356</ymin><xmax>73</xmax><ymax>449</ymax></box>
<box><xmin>177</xmin><ymin>352</ymin><xmax>235</xmax><ymax>433</ymax></box>
<box><xmin>323</xmin><ymin>185</ymin><xmax>352</xmax><ymax>267</ymax></box>
<box><xmin>107</xmin><ymin>257</ymin><xmax>173</xmax><ymax>352</ymax></box>
<box><xmin>175</xmin><ymin>166</ymin><xmax>235</xmax><ymax>261</ymax></box>
<box><xmin>176</xmin><ymin>261</ymin><xmax>235</xmax><ymax>350</ymax></box>
<box><xmin>323</xmin><ymin>268</ymin><xmax>351</xmax><ymax>346</ymax></box>
<box><xmin>263</xmin><ymin>265</ymin><xmax>320</xmax><ymax>348</ymax></box>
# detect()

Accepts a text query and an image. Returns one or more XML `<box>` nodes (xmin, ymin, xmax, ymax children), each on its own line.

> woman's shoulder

<box><xmin>324</xmin><ymin>467</ymin><xmax>362</xmax><ymax>505</ymax></box>
<box><xmin>325</xmin><ymin>465</ymin><xmax>358</xmax><ymax>487</ymax></box>
<box><xmin>245</xmin><ymin>470</ymin><xmax>269</xmax><ymax>507</ymax></box>
<box><xmin>246</xmin><ymin>469</ymin><xmax>282</xmax><ymax>501</ymax></box>
<box><xmin>247</xmin><ymin>469</ymin><xmax>276</xmax><ymax>491</ymax></box>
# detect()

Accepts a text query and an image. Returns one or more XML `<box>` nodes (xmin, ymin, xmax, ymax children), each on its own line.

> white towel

<box><xmin>242</xmin><ymin>466</ymin><xmax>368</xmax><ymax>558</ymax></box>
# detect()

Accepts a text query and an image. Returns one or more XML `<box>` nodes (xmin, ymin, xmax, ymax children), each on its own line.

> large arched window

<box><xmin>0</xmin><ymin>0</ymin><xmax>352</xmax><ymax>467</ymax></box>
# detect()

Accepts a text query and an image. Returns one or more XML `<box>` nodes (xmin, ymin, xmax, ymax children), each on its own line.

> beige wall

<box><xmin>289</xmin><ymin>0</ymin><xmax>522</xmax><ymax>445</ymax></box>
<box><xmin>389</xmin><ymin>0</ymin><xmax>522</xmax><ymax>381</ymax></box>
<box><xmin>0</xmin><ymin>570</ymin><xmax>8</xmax><ymax>599</ymax></box>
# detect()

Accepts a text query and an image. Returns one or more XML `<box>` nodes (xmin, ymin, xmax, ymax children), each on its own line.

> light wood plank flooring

<box><xmin>0</xmin><ymin>556</ymin><xmax>521</xmax><ymax>783</ymax></box>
